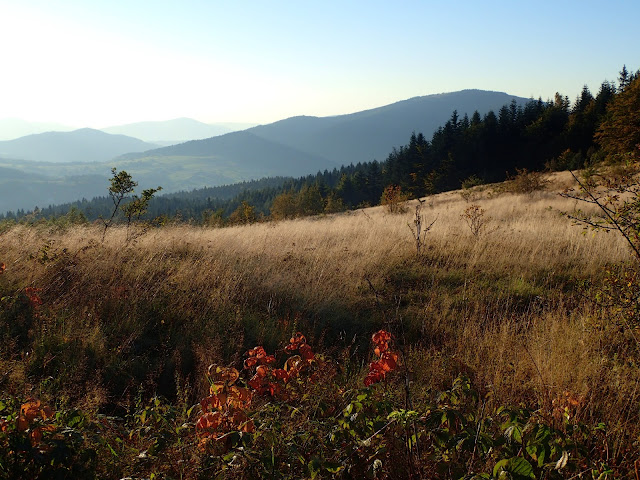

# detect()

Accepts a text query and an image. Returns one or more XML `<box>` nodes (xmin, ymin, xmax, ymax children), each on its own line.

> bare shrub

<box><xmin>461</xmin><ymin>204</ymin><xmax>488</xmax><ymax>237</ymax></box>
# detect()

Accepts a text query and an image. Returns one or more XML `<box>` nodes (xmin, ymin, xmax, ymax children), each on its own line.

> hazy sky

<box><xmin>1</xmin><ymin>0</ymin><xmax>637</xmax><ymax>128</ymax></box>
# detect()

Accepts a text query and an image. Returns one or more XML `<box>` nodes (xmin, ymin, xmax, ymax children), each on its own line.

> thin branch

<box><xmin>569</xmin><ymin>170</ymin><xmax>640</xmax><ymax>262</ymax></box>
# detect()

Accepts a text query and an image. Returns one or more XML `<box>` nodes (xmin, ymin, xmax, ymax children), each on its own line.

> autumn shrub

<box><xmin>460</xmin><ymin>175</ymin><xmax>485</xmax><ymax>202</ymax></box>
<box><xmin>229</xmin><ymin>201</ymin><xmax>258</xmax><ymax>225</ymax></box>
<box><xmin>507</xmin><ymin>168</ymin><xmax>549</xmax><ymax>193</ymax></box>
<box><xmin>381</xmin><ymin>184</ymin><xmax>409</xmax><ymax>214</ymax></box>
<box><xmin>0</xmin><ymin>398</ymin><xmax>100</xmax><ymax>479</ymax></box>
<box><xmin>270</xmin><ymin>191</ymin><xmax>299</xmax><ymax>220</ymax></box>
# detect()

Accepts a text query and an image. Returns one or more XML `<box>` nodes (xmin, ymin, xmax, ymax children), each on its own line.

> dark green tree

<box><xmin>102</xmin><ymin>168</ymin><xmax>138</xmax><ymax>241</ymax></box>
<box><xmin>596</xmin><ymin>75</ymin><xmax>640</xmax><ymax>160</ymax></box>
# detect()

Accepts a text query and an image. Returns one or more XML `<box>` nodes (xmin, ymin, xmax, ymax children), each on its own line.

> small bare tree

<box><xmin>408</xmin><ymin>199</ymin><xmax>436</xmax><ymax>256</ymax></box>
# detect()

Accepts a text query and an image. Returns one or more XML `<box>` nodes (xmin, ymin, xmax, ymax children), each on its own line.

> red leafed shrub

<box><xmin>196</xmin><ymin>366</ymin><xmax>254</xmax><ymax>445</ymax></box>
<box><xmin>364</xmin><ymin>329</ymin><xmax>399</xmax><ymax>386</ymax></box>
<box><xmin>245</xmin><ymin>333</ymin><xmax>317</xmax><ymax>396</ymax></box>
<box><xmin>16</xmin><ymin>399</ymin><xmax>56</xmax><ymax>448</ymax></box>
<box><xmin>196</xmin><ymin>332</ymin><xmax>319</xmax><ymax>446</ymax></box>
<box><xmin>24</xmin><ymin>287</ymin><xmax>43</xmax><ymax>308</ymax></box>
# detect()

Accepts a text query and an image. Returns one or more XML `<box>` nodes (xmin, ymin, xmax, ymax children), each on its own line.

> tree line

<box><xmin>1</xmin><ymin>66</ymin><xmax>637</xmax><ymax>226</ymax></box>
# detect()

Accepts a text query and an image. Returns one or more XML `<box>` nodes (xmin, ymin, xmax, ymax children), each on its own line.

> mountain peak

<box><xmin>0</xmin><ymin>129</ymin><xmax>158</xmax><ymax>163</ymax></box>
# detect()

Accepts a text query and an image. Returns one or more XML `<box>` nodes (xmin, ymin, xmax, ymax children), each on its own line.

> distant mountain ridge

<box><xmin>247</xmin><ymin>89</ymin><xmax>530</xmax><ymax>166</ymax></box>
<box><xmin>101</xmin><ymin>117</ymin><xmax>242</xmax><ymax>144</ymax></box>
<box><xmin>0</xmin><ymin>118</ymin><xmax>76</xmax><ymax>141</ymax></box>
<box><xmin>120</xmin><ymin>89</ymin><xmax>529</xmax><ymax>171</ymax></box>
<box><xmin>0</xmin><ymin>128</ymin><xmax>158</xmax><ymax>163</ymax></box>
<box><xmin>117</xmin><ymin>130</ymin><xmax>338</xmax><ymax>180</ymax></box>
<box><xmin>1</xmin><ymin>89</ymin><xmax>531</xmax><ymax>213</ymax></box>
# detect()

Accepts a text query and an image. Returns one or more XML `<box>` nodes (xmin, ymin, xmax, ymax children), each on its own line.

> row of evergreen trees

<box><xmin>1</xmin><ymin>67</ymin><xmax>637</xmax><ymax>225</ymax></box>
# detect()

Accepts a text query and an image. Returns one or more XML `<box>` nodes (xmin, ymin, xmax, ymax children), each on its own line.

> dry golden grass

<box><xmin>0</xmin><ymin>171</ymin><xmax>637</xmax><ymax>442</ymax></box>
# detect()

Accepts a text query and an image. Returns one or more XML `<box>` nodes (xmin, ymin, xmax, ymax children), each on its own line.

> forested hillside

<box><xmin>5</xmin><ymin>70</ymin><xmax>632</xmax><ymax>225</ymax></box>
<box><xmin>2</xmin><ymin>90</ymin><xmax>525</xmax><ymax>214</ymax></box>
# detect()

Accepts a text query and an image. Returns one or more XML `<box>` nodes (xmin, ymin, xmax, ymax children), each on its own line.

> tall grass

<box><xmin>0</xmin><ymin>171</ymin><xmax>636</xmax><ymax>448</ymax></box>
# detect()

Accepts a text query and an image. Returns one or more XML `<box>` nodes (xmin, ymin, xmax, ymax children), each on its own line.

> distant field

<box><xmin>0</xmin><ymin>155</ymin><xmax>256</xmax><ymax>212</ymax></box>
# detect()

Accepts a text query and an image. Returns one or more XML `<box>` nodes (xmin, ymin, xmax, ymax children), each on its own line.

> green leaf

<box><xmin>493</xmin><ymin>459</ymin><xmax>509</xmax><ymax>477</ymax></box>
<box><xmin>323</xmin><ymin>461</ymin><xmax>344</xmax><ymax>474</ymax></box>
<box><xmin>67</xmin><ymin>410</ymin><xmax>84</xmax><ymax>428</ymax></box>
<box><xmin>308</xmin><ymin>457</ymin><xmax>321</xmax><ymax>479</ymax></box>
<box><xmin>504</xmin><ymin>425</ymin><xmax>523</xmax><ymax>444</ymax></box>
<box><xmin>106</xmin><ymin>442</ymin><xmax>119</xmax><ymax>457</ymax></box>
<box><xmin>494</xmin><ymin>457</ymin><xmax>534</xmax><ymax>479</ymax></box>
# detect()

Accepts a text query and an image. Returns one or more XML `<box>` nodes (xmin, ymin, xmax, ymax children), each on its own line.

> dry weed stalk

<box><xmin>461</xmin><ymin>204</ymin><xmax>488</xmax><ymax>238</ymax></box>
<box><xmin>407</xmin><ymin>199</ymin><xmax>436</xmax><ymax>256</ymax></box>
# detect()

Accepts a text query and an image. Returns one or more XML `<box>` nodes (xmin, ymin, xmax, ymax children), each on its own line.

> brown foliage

<box><xmin>381</xmin><ymin>184</ymin><xmax>409</xmax><ymax>214</ymax></box>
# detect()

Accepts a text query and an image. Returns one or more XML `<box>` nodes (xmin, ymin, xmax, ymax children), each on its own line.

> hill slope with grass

<box><xmin>0</xmin><ymin>73</ymin><xmax>638</xmax><ymax>478</ymax></box>
<box><xmin>1</xmin><ymin>170</ymin><xmax>639</xmax><ymax>477</ymax></box>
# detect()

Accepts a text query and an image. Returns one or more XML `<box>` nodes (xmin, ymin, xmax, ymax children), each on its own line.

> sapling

<box><xmin>408</xmin><ymin>199</ymin><xmax>436</xmax><ymax>256</ymax></box>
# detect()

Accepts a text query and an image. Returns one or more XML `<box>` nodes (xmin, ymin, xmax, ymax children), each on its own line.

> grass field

<box><xmin>1</xmin><ymin>171</ymin><xmax>638</xmax><ymax>478</ymax></box>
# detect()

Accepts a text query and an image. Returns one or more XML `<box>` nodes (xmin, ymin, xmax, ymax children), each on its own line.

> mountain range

<box><xmin>0</xmin><ymin>89</ymin><xmax>530</xmax><ymax>213</ymax></box>
<box><xmin>248</xmin><ymin>89</ymin><xmax>527</xmax><ymax>166</ymax></box>
<box><xmin>119</xmin><ymin>89</ymin><xmax>528</xmax><ymax>168</ymax></box>
<box><xmin>101</xmin><ymin>118</ymin><xmax>257</xmax><ymax>145</ymax></box>
<box><xmin>0</xmin><ymin>129</ymin><xmax>158</xmax><ymax>163</ymax></box>
<box><xmin>0</xmin><ymin>118</ymin><xmax>75</xmax><ymax>141</ymax></box>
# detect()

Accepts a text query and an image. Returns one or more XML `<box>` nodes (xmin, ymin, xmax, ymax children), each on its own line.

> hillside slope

<box><xmin>0</xmin><ymin>128</ymin><xmax>158</xmax><ymax>163</ymax></box>
<box><xmin>248</xmin><ymin>89</ymin><xmax>529</xmax><ymax>165</ymax></box>
<box><xmin>121</xmin><ymin>90</ymin><xmax>528</xmax><ymax>169</ymax></box>
<box><xmin>0</xmin><ymin>175</ymin><xmax>637</xmax><ymax>475</ymax></box>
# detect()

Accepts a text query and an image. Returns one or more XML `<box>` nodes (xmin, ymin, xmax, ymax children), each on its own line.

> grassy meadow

<box><xmin>1</xmin><ymin>171</ymin><xmax>638</xmax><ymax>478</ymax></box>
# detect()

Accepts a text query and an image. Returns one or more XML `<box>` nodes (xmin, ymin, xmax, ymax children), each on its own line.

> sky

<box><xmin>0</xmin><ymin>0</ymin><xmax>638</xmax><ymax>128</ymax></box>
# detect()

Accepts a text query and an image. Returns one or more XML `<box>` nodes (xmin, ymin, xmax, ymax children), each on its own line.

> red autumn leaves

<box><xmin>24</xmin><ymin>287</ymin><xmax>43</xmax><ymax>308</ymax></box>
<box><xmin>245</xmin><ymin>333</ymin><xmax>316</xmax><ymax>396</ymax></box>
<box><xmin>197</xmin><ymin>329</ymin><xmax>398</xmax><ymax>445</ymax></box>
<box><xmin>364</xmin><ymin>330</ymin><xmax>399</xmax><ymax>387</ymax></box>
<box><xmin>0</xmin><ymin>264</ymin><xmax>44</xmax><ymax>310</ymax></box>
<box><xmin>196</xmin><ymin>365</ymin><xmax>255</xmax><ymax>442</ymax></box>
<box><xmin>197</xmin><ymin>333</ymin><xmax>317</xmax><ymax>444</ymax></box>
<box><xmin>4</xmin><ymin>399</ymin><xmax>56</xmax><ymax>447</ymax></box>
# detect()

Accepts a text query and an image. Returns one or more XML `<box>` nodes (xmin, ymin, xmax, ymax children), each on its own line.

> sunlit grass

<box><xmin>0</xmin><ymin>170</ymin><xmax>637</xmax><ymax>458</ymax></box>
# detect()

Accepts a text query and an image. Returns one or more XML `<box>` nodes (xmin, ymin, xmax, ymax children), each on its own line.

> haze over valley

<box><xmin>0</xmin><ymin>89</ymin><xmax>527</xmax><ymax>213</ymax></box>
